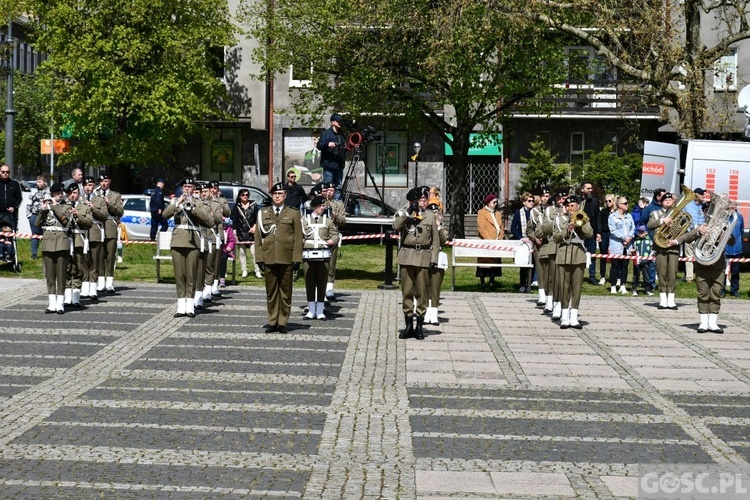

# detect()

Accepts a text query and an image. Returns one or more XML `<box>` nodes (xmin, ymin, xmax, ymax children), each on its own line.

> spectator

<box><xmin>579</xmin><ymin>181</ymin><xmax>601</xmax><ymax>285</ymax></box>
<box><xmin>26</xmin><ymin>175</ymin><xmax>50</xmax><ymax>259</ymax></box>
<box><xmin>608</xmin><ymin>196</ymin><xmax>635</xmax><ymax>294</ymax></box>
<box><xmin>511</xmin><ymin>191</ymin><xmax>535</xmax><ymax>291</ymax></box>
<box><xmin>683</xmin><ymin>187</ymin><xmax>707</xmax><ymax>282</ymax></box>
<box><xmin>231</xmin><ymin>188</ymin><xmax>261</xmax><ymax>279</ymax></box>
<box><xmin>284</xmin><ymin>168</ymin><xmax>307</xmax><ymax>211</ymax></box>
<box><xmin>0</xmin><ymin>164</ymin><xmax>23</xmax><ymax>262</ymax></box>
<box><xmin>597</xmin><ymin>194</ymin><xmax>616</xmax><ymax>285</ymax></box>
<box><xmin>62</xmin><ymin>167</ymin><xmax>84</xmax><ymax>194</ymax></box>
<box><xmin>631</xmin><ymin>225</ymin><xmax>654</xmax><ymax>296</ymax></box>
<box><xmin>631</xmin><ymin>197</ymin><xmax>650</xmax><ymax>226</ymax></box>
<box><xmin>476</xmin><ymin>193</ymin><xmax>504</xmax><ymax>288</ymax></box>
<box><xmin>219</xmin><ymin>217</ymin><xmax>237</xmax><ymax>288</ymax></box>
<box><xmin>723</xmin><ymin>201</ymin><xmax>744</xmax><ymax>297</ymax></box>
<box><xmin>317</xmin><ymin>113</ymin><xmax>346</xmax><ymax>198</ymax></box>
<box><xmin>428</xmin><ymin>186</ymin><xmax>444</xmax><ymax>216</ymax></box>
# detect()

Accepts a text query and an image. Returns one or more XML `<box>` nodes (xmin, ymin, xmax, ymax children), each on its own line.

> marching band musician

<box><xmin>647</xmin><ymin>192</ymin><xmax>679</xmax><ymax>310</ymax></box>
<box><xmin>670</xmin><ymin>207</ymin><xmax>735</xmax><ymax>334</ymax></box>
<box><xmin>255</xmin><ymin>182</ymin><xmax>304</xmax><ymax>334</ymax></box>
<box><xmin>37</xmin><ymin>183</ymin><xmax>71</xmax><ymax>314</ymax></box>
<box><xmin>540</xmin><ymin>190</ymin><xmax>568</xmax><ymax>318</ymax></box>
<box><xmin>526</xmin><ymin>188</ymin><xmax>551</xmax><ymax>307</ymax></box>
<box><xmin>199</xmin><ymin>182</ymin><xmax>224</xmax><ymax>305</ymax></box>
<box><xmin>195</xmin><ymin>183</ymin><xmax>221</xmax><ymax>309</ymax></box>
<box><xmin>393</xmin><ymin>185</ymin><xmax>439</xmax><ymax>341</ymax></box>
<box><xmin>301</xmin><ymin>195</ymin><xmax>339</xmax><ymax>321</ymax></box>
<box><xmin>95</xmin><ymin>174</ymin><xmax>124</xmax><ymax>294</ymax></box>
<box><xmin>163</xmin><ymin>178</ymin><xmax>212</xmax><ymax>318</ymax></box>
<box><xmin>81</xmin><ymin>177</ymin><xmax>107</xmax><ymax>301</ymax></box>
<box><xmin>209</xmin><ymin>180</ymin><xmax>231</xmax><ymax>295</ymax></box>
<box><xmin>323</xmin><ymin>181</ymin><xmax>346</xmax><ymax>300</ymax></box>
<box><xmin>63</xmin><ymin>183</ymin><xmax>93</xmax><ymax>308</ymax></box>
<box><xmin>552</xmin><ymin>196</ymin><xmax>593</xmax><ymax>329</ymax></box>
<box><xmin>425</xmin><ymin>202</ymin><xmax>448</xmax><ymax>325</ymax></box>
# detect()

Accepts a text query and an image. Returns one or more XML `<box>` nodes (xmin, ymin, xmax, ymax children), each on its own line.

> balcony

<box><xmin>547</xmin><ymin>80</ymin><xmax>660</xmax><ymax>116</ymax></box>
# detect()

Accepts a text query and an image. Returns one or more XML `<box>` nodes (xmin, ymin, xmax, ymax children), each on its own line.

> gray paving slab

<box><xmin>0</xmin><ymin>279</ymin><xmax>749</xmax><ymax>497</ymax></box>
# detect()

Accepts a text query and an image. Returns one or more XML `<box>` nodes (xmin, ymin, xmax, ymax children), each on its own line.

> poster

<box><xmin>211</xmin><ymin>141</ymin><xmax>234</xmax><ymax>172</ymax></box>
<box><xmin>283</xmin><ymin>129</ymin><xmax>323</xmax><ymax>187</ymax></box>
<box><xmin>376</xmin><ymin>144</ymin><xmax>400</xmax><ymax>174</ymax></box>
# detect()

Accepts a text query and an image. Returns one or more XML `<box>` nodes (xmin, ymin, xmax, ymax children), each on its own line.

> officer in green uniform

<box><xmin>81</xmin><ymin>177</ymin><xmax>107</xmax><ymax>301</ymax></box>
<box><xmin>323</xmin><ymin>182</ymin><xmax>346</xmax><ymax>299</ymax></box>
<box><xmin>208</xmin><ymin>180</ymin><xmax>231</xmax><ymax>295</ymax></box>
<box><xmin>163</xmin><ymin>178</ymin><xmax>212</xmax><ymax>318</ymax></box>
<box><xmin>63</xmin><ymin>183</ymin><xmax>93</xmax><ymax>308</ymax></box>
<box><xmin>393</xmin><ymin>186</ymin><xmax>439</xmax><ymax>340</ymax></box>
<box><xmin>302</xmin><ymin>195</ymin><xmax>339</xmax><ymax>320</ymax></box>
<box><xmin>197</xmin><ymin>182</ymin><xmax>222</xmax><ymax>307</ymax></box>
<box><xmin>425</xmin><ymin>202</ymin><xmax>448</xmax><ymax>325</ymax></box>
<box><xmin>540</xmin><ymin>190</ymin><xmax>568</xmax><ymax>318</ymax></box>
<box><xmin>553</xmin><ymin>196</ymin><xmax>594</xmax><ymax>329</ymax></box>
<box><xmin>647</xmin><ymin>192</ymin><xmax>679</xmax><ymax>309</ymax></box>
<box><xmin>37</xmin><ymin>183</ymin><xmax>71</xmax><ymax>314</ymax></box>
<box><xmin>95</xmin><ymin>174</ymin><xmax>124</xmax><ymax>293</ymax></box>
<box><xmin>256</xmin><ymin>182</ymin><xmax>304</xmax><ymax>333</ymax></box>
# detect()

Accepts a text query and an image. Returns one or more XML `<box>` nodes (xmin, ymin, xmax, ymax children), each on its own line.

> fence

<box><xmin>445</xmin><ymin>162</ymin><xmax>502</xmax><ymax>214</ymax></box>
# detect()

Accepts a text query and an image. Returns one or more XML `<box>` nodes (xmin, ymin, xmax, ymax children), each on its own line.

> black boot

<box><xmin>399</xmin><ymin>314</ymin><xmax>414</xmax><ymax>339</ymax></box>
<box><xmin>415</xmin><ymin>316</ymin><xmax>425</xmax><ymax>340</ymax></box>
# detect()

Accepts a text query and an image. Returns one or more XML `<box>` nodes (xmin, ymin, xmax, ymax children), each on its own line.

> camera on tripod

<box><xmin>343</xmin><ymin>119</ymin><xmax>382</xmax><ymax>144</ymax></box>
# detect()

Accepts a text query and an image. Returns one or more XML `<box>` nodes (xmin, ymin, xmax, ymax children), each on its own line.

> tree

<box><xmin>581</xmin><ymin>145</ymin><xmax>642</xmax><ymax>202</ymax></box>
<box><xmin>27</xmin><ymin>0</ymin><xmax>236</xmax><ymax>171</ymax></box>
<box><xmin>517</xmin><ymin>139</ymin><xmax>571</xmax><ymax>196</ymax></box>
<box><xmin>243</xmin><ymin>0</ymin><xmax>566</xmax><ymax>238</ymax></box>
<box><xmin>528</xmin><ymin>0</ymin><xmax>750</xmax><ymax>139</ymax></box>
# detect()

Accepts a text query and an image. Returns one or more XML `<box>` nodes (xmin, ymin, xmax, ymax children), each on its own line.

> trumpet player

<box><xmin>63</xmin><ymin>183</ymin><xmax>93</xmax><ymax>308</ymax></box>
<box><xmin>552</xmin><ymin>196</ymin><xmax>593</xmax><ymax>329</ymax></box>
<box><xmin>393</xmin><ymin>186</ymin><xmax>439</xmax><ymax>340</ymax></box>
<box><xmin>540</xmin><ymin>190</ymin><xmax>569</xmax><ymax>318</ymax></box>
<box><xmin>81</xmin><ymin>177</ymin><xmax>108</xmax><ymax>301</ymax></box>
<box><xmin>163</xmin><ymin>178</ymin><xmax>212</xmax><ymax>317</ymax></box>
<box><xmin>195</xmin><ymin>183</ymin><xmax>221</xmax><ymax>309</ymax></box>
<box><xmin>37</xmin><ymin>183</ymin><xmax>70</xmax><ymax>313</ymax></box>
<box><xmin>323</xmin><ymin>181</ymin><xmax>346</xmax><ymax>300</ymax></box>
<box><xmin>96</xmin><ymin>174</ymin><xmax>124</xmax><ymax>294</ymax></box>
<box><xmin>647</xmin><ymin>192</ymin><xmax>679</xmax><ymax>309</ymax></box>
<box><xmin>670</xmin><ymin>222</ymin><xmax>735</xmax><ymax>334</ymax></box>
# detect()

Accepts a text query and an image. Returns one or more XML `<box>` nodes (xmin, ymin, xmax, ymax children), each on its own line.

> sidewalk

<box><xmin>0</xmin><ymin>279</ymin><xmax>748</xmax><ymax>498</ymax></box>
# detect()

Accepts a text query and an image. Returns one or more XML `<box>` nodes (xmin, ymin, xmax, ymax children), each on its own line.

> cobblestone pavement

<box><xmin>0</xmin><ymin>280</ymin><xmax>749</xmax><ymax>498</ymax></box>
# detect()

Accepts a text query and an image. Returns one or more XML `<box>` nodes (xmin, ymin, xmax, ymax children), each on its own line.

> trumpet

<box><xmin>572</xmin><ymin>210</ymin><xmax>589</xmax><ymax>227</ymax></box>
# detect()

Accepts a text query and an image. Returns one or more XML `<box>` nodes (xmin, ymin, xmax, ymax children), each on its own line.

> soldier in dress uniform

<box><xmin>81</xmin><ymin>177</ymin><xmax>107</xmax><ymax>301</ymax></box>
<box><xmin>393</xmin><ymin>185</ymin><xmax>439</xmax><ymax>340</ymax></box>
<box><xmin>646</xmin><ymin>192</ymin><xmax>679</xmax><ymax>310</ymax></box>
<box><xmin>37</xmin><ymin>183</ymin><xmax>71</xmax><ymax>314</ymax></box>
<box><xmin>425</xmin><ymin>202</ymin><xmax>448</xmax><ymax>325</ymax></box>
<box><xmin>526</xmin><ymin>188</ymin><xmax>551</xmax><ymax>307</ymax></box>
<box><xmin>540</xmin><ymin>190</ymin><xmax>568</xmax><ymax>318</ymax></box>
<box><xmin>323</xmin><ymin>181</ymin><xmax>346</xmax><ymax>299</ymax></box>
<box><xmin>63</xmin><ymin>183</ymin><xmax>93</xmax><ymax>308</ymax></box>
<box><xmin>552</xmin><ymin>196</ymin><xmax>594</xmax><ymax>329</ymax></box>
<box><xmin>163</xmin><ymin>178</ymin><xmax>212</xmax><ymax>318</ymax></box>
<box><xmin>195</xmin><ymin>183</ymin><xmax>221</xmax><ymax>310</ymax></box>
<box><xmin>255</xmin><ymin>182</ymin><xmax>304</xmax><ymax>333</ymax></box>
<box><xmin>208</xmin><ymin>180</ymin><xmax>231</xmax><ymax>295</ymax></box>
<box><xmin>671</xmin><ymin>217</ymin><xmax>734</xmax><ymax>333</ymax></box>
<box><xmin>301</xmin><ymin>195</ymin><xmax>339</xmax><ymax>320</ymax></box>
<box><xmin>95</xmin><ymin>174</ymin><xmax>124</xmax><ymax>293</ymax></box>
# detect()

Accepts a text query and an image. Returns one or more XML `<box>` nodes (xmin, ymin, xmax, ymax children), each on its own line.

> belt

<box><xmin>43</xmin><ymin>226</ymin><xmax>65</xmax><ymax>232</ymax></box>
<box><xmin>175</xmin><ymin>224</ymin><xmax>200</xmax><ymax>231</ymax></box>
<box><xmin>401</xmin><ymin>243</ymin><xmax>431</xmax><ymax>250</ymax></box>
<box><xmin>71</xmin><ymin>229</ymin><xmax>87</xmax><ymax>234</ymax></box>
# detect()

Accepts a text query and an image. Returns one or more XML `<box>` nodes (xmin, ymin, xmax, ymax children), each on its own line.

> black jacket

<box><xmin>284</xmin><ymin>182</ymin><xmax>307</xmax><ymax>210</ymax></box>
<box><xmin>0</xmin><ymin>178</ymin><xmax>23</xmax><ymax>218</ymax></box>
<box><xmin>316</xmin><ymin>126</ymin><xmax>346</xmax><ymax>171</ymax></box>
<box><xmin>150</xmin><ymin>186</ymin><xmax>166</xmax><ymax>213</ymax></box>
<box><xmin>581</xmin><ymin>195</ymin><xmax>601</xmax><ymax>235</ymax></box>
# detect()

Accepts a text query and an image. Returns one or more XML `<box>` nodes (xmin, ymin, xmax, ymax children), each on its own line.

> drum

<box><xmin>302</xmin><ymin>248</ymin><xmax>332</xmax><ymax>261</ymax></box>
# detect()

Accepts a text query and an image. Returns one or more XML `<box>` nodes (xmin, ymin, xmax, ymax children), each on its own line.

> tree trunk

<box><xmin>447</xmin><ymin>127</ymin><xmax>471</xmax><ymax>239</ymax></box>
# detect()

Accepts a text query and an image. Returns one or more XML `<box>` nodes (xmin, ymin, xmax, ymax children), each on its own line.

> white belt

<box><xmin>43</xmin><ymin>226</ymin><xmax>65</xmax><ymax>232</ymax></box>
<box><xmin>175</xmin><ymin>224</ymin><xmax>200</xmax><ymax>231</ymax></box>
<box><xmin>107</xmin><ymin>215</ymin><xmax>118</xmax><ymax>220</ymax></box>
<box><xmin>71</xmin><ymin>229</ymin><xmax>87</xmax><ymax>234</ymax></box>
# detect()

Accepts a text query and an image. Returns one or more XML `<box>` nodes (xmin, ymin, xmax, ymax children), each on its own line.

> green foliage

<box><xmin>581</xmin><ymin>145</ymin><xmax>642</xmax><ymax>201</ymax></box>
<box><xmin>27</xmin><ymin>0</ymin><xmax>236</xmax><ymax>167</ymax></box>
<box><xmin>517</xmin><ymin>139</ymin><xmax>571</xmax><ymax>194</ymax></box>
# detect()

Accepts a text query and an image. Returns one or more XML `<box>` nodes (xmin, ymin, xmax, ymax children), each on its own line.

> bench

<box><xmin>154</xmin><ymin>230</ymin><xmax>237</xmax><ymax>285</ymax></box>
<box><xmin>450</xmin><ymin>238</ymin><xmax>533</xmax><ymax>291</ymax></box>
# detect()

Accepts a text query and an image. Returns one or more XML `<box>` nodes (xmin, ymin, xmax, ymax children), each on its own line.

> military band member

<box><xmin>323</xmin><ymin>182</ymin><xmax>346</xmax><ymax>299</ymax></box>
<box><xmin>163</xmin><ymin>178</ymin><xmax>212</xmax><ymax>318</ymax></box>
<box><xmin>552</xmin><ymin>196</ymin><xmax>593</xmax><ymax>329</ymax></box>
<box><xmin>63</xmin><ymin>184</ymin><xmax>93</xmax><ymax>308</ymax></box>
<box><xmin>527</xmin><ymin>188</ymin><xmax>551</xmax><ymax>306</ymax></box>
<box><xmin>540</xmin><ymin>190</ymin><xmax>568</xmax><ymax>317</ymax></box>
<box><xmin>302</xmin><ymin>195</ymin><xmax>339</xmax><ymax>320</ymax></box>
<box><xmin>81</xmin><ymin>177</ymin><xmax>107</xmax><ymax>301</ymax></box>
<box><xmin>37</xmin><ymin>183</ymin><xmax>71</xmax><ymax>313</ymax></box>
<box><xmin>96</xmin><ymin>174</ymin><xmax>124</xmax><ymax>293</ymax></box>
<box><xmin>199</xmin><ymin>182</ymin><xmax>223</xmax><ymax>306</ymax></box>
<box><xmin>647</xmin><ymin>192</ymin><xmax>679</xmax><ymax>309</ymax></box>
<box><xmin>425</xmin><ymin>202</ymin><xmax>448</xmax><ymax>325</ymax></box>
<box><xmin>209</xmin><ymin>180</ymin><xmax>231</xmax><ymax>295</ymax></box>
<box><xmin>255</xmin><ymin>182</ymin><xmax>304</xmax><ymax>334</ymax></box>
<box><xmin>671</xmin><ymin>221</ymin><xmax>735</xmax><ymax>333</ymax></box>
<box><xmin>393</xmin><ymin>186</ymin><xmax>439</xmax><ymax>340</ymax></box>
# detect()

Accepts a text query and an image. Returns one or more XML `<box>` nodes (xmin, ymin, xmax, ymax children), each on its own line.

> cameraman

<box><xmin>316</xmin><ymin>113</ymin><xmax>346</xmax><ymax>199</ymax></box>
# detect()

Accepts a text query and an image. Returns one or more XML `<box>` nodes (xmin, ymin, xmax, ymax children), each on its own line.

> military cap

<box><xmin>270</xmin><ymin>182</ymin><xmax>286</xmax><ymax>193</ymax></box>
<box><xmin>310</xmin><ymin>196</ymin><xmax>325</xmax><ymax>208</ymax></box>
<box><xmin>50</xmin><ymin>182</ymin><xmax>64</xmax><ymax>193</ymax></box>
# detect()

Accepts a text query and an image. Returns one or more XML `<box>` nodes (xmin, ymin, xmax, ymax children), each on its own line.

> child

<box><xmin>631</xmin><ymin>225</ymin><xmax>653</xmax><ymax>296</ymax></box>
<box><xmin>116</xmin><ymin>221</ymin><xmax>127</xmax><ymax>264</ymax></box>
<box><xmin>219</xmin><ymin>217</ymin><xmax>236</xmax><ymax>287</ymax></box>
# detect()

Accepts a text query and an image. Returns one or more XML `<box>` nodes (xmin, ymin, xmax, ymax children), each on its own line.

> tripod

<box><xmin>341</xmin><ymin>143</ymin><xmax>386</xmax><ymax>215</ymax></box>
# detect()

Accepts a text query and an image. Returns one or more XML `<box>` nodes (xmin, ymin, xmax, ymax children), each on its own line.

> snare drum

<box><xmin>302</xmin><ymin>248</ymin><xmax>332</xmax><ymax>261</ymax></box>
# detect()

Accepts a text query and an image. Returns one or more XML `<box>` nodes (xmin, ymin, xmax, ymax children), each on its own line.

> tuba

<box><xmin>653</xmin><ymin>185</ymin><xmax>700</xmax><ymax>248</ymax></box>
<box><xmin>693</xmin><ymin>192</ymin><xmax>737</xmax><ymax>266</ymax></box>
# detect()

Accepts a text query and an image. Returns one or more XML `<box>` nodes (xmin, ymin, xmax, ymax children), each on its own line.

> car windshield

<box><xmin>124</xmin><ymin>198</ymin><xmax>148</xmax><ymax>211</ymax></box>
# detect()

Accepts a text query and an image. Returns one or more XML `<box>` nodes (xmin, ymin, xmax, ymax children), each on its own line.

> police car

<box><xmin>121</xmin><ymin>194</ymin><xmax>174</xmax><ymax>240</ymax></box>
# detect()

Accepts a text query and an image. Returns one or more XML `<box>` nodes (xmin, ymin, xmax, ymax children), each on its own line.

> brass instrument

<box><xmin>653</xmin><ymin>185</ymin><xmax>700</xmax><ymax>248</ymax></box>
<box><xmin>693</xmin><ymin>192</ymin><xmax>737</xmax><ymax>266</ymax></box>
<box><xmin>573</xmin><ymin>210</ymin><xmax>589</xmax><ymax>227</ymax></box>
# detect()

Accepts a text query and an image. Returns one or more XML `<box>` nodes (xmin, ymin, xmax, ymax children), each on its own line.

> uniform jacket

<box><xmin>255</xmin><ymin>205</ymin><xmax>304</xmax><ymax>265</ymax></box>
<box><xmin>678</xmin><ymin>226</ymin><xmax>735</xmax><ymax>272</ymax></box>
<box><xmin>553</xmin><ymin>214</ymin><xmax>593</xmax><ymax>265</ymax></box>
<box><xmin>67</xmin><ymin>200</ymin><xmax>93</xmax><ymax>249</ymax></box>
<box><xmin>36</xmin><ymin>203</ymin><xmax>72</xmax><ymax>253</ymax></box>
<box><xmin>100</xmin><ymin>190</ymin><xmax>124</xmax><ymax>239</ymax></box>
<box><xmin>325</xmin><ymin>198</ymin><xmax>347</xmax><ymax>227</ymax></box>
<box><xmin>301</xmin><ymin>213</ymin><xmax>339</xmax><ymax>249</ymax></box>
<box><xmin>86</xmin><ymin>195</ymin><xmax>108</xmax><ymax>243</ymax></box>
<box><xmin>393</xmin><ymin>209</ymin><xmax>439</xmax><ymax>268</ymax></box>
<box><xmin>540</xmin><ymin>205</ymin><xmax>565</xmax><ymax>256</ymax></box>
<box><xmin>647</xmin><ymin>208</ymin><xmax>679</xmax><ymax>253</ymax></box>
<box><xmin>163</xmin><ymin>197</ymin><xmax>213</xmax><ymax>249</ymax></box>
<box><xmin>150</xmin><ymin>186</ymin><xmax>165</xmax><ymax>213</ymax></box>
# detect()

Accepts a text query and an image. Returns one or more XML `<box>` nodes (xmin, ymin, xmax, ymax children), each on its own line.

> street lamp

<box><xmin>2</xmin><ymin>21</ymin><xmax>16</xmax><ymax>173</ymax></box>
<box><xmin>412</xmin><ymin>142</ymin><xmax>421</xmax><ymax>186</ymax></box>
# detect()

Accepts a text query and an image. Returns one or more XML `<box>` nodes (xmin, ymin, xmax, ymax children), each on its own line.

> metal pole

<box><xmin>4</xmin><ymin>20</ymin><xmax>16</xmax><ymax>174</ymax></box>
<box><xmin>378</xmin><ymin>230</ymin><xmax>398</xmax><ymax>290</ymax></box>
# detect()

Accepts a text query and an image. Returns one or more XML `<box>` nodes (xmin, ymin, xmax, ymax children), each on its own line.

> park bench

<box><xmin>154</xmin><ymin>230</ymin><xmax>236</xmax><ymax>285</ymax></box>
<box><xmin>450</xmin><ymin>238</ymin><xmax>533</xmax><ymax>291</ymax></box>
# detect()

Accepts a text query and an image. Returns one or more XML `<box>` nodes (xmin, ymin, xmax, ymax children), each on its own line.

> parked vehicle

<box><xmin>121</xmin><ymin>194</ymin><xmax>174</xmax><ymax>240</ymax></box>
<box><xmin>340</xmin><ymin>192</ymin><xmax>397</xmax><ymax>237</ymax></box>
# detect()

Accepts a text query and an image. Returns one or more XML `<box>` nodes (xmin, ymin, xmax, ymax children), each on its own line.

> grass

<box><xmin>3</xmin><ymin>238</ymin><xmax>747</xmax><ymax>298</ymax></box>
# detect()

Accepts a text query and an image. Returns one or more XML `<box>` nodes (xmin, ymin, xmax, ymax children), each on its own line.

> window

<box><xmin>564</xmin><ymin>47</ymin><xmax>616</xmax><ymax>82</ymax></box>
<box><xmin>714</xmin><ymin>49</ymin><xmax>737</xmax><ymax>91</ymax></box>
<box><xmin>570</xmin><ymin>132</ymin><xmax>585</xmax><ymax>166</ymax></box>
<box><xmin>289</xmin><ymin>64</ymin><xmax>313</xmax><ymax>88</ymax></box>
